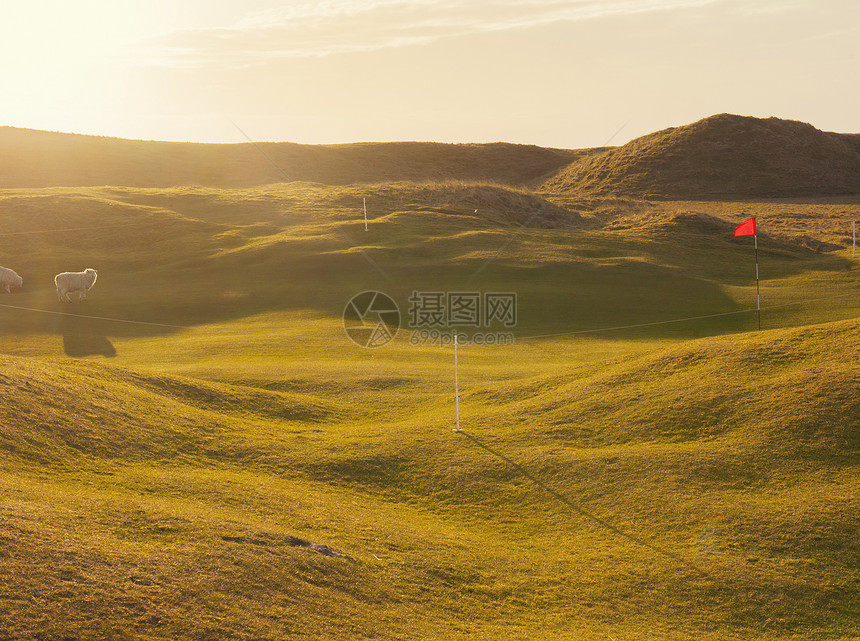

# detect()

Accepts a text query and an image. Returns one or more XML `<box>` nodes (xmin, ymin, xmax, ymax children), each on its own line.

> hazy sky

<box><xmin>2</xmin><ymin>0</ymin><xmax>858</xmax><ymax>148</ymax></box>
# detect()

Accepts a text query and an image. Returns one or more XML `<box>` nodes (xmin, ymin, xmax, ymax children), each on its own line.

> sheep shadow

<box><xmin>58</xmin><ymin>313</ymin><xmax>117</xmax><ymax>358</ymax></box>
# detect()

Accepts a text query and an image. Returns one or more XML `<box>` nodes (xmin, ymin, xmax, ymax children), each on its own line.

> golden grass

<box><xmin>1</xmin><ymin>316</ymin><xmax>859</xmax><ymax>639</ymax></box>
<box><xmin>0</xmin><ymin>169</ymin><xmax>858</xmax><ymax>639</ymax></box>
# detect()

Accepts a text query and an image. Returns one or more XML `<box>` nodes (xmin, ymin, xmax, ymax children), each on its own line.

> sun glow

<box><xmin>1</xmin><ymin>3</ymin><xmax>148</xmax><ymax>133</ymax></box>
<box><xmin>1</xmin><ymin>1</ymin><xmax>858</xmax><ymax>146</ymax></box>
<box><xmin>0</xmin><ymin>1</ymin><xmax>248</xmax><ymax>138</ymax></box>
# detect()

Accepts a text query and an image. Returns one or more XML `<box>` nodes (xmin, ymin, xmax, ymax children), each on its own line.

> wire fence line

<box><xmin>0</xmin><ymin>288</ymin><xmax>857</xmax><ymax>341</ymax></box>
<box><xmin>0</xmin><ymin>221</ymin><xmax>157</xmax><ymax>237</ymax></box>
<box><xmin>515</xmin><ymin>289</ymin><xmax>860</xmax><ymax>341</ymax></box>
<box><xmin>0</xmin><ymin>302</ymin><xmax>192</xmax><ymax>330</ymax></box>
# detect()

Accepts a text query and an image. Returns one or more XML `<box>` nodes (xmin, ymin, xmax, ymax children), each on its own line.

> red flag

<box><xmin>734</xmin><ymin>217</ymin><xmax>756</xmax><ymax>237</ymax></box>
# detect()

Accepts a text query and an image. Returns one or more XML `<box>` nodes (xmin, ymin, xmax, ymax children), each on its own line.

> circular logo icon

<box><xmin>343</xmin><ymin>291</ymin><xmax>400</xmax><ymax>348</ymax></box>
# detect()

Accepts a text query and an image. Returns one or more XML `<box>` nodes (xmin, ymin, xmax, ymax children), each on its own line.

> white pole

<box><xmin>453</xmin><ymin>334</ymin><xmax>463</xmax><ymax>433</ymax></box>
<box><xmin>363</xmin><ymin>197</ymin><xmax>368</xmax><ymax>232</ymax></box>
<box><xmin>853</xmin><ymin>221</ymin><xmax>856</xmax><ymax>258</ymax></box>
<box><xmin>754</xmin><ymin>233</ymin><xmax>761</xmax><ymax>331</ymax></box>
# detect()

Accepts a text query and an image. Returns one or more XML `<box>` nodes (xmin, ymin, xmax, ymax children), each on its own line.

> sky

<box><xmin>1</xmin><ymin>0</ymin><xmax>858</xmax><ymax>148</ymax></box>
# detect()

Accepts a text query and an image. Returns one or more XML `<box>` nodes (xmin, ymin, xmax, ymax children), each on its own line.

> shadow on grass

<box><xmin>59</xmin><ymin>313</ymin><xmax>117</xmax><ymax>358</ymax></box>
<box><xmin>455</xmin><ymin>429</ymin><xmax>711</xmax><ymax>579</ymax></box>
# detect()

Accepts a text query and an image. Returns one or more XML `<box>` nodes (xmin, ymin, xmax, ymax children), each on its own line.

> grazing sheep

<box><xmin>0</xmin><ymin>266</ymin><xmax>23</xmax><ymax>294</ymax></box>
<box><xmin>55</xmin><ymin>268</ymin><xmax>98</xmax><ymax>303</ymax></box>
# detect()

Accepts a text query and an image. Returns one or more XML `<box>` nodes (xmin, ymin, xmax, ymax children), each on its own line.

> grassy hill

<box><xmin>0</xmin><ymin>121</ymin><xmax>859</xmax><ymax>639</ymax></box>
<box><xmin>542</xmin><ymin>114</ymin><xmax>860</xmax><ymax>199</ymax></box>
<box><xmin>0</xmin><ymin>183</ymin><xmax>856</xmax><ymax>341</ymax></box>
<box><xmin>0</xmin><ymin>126</ymin><xmax>580</xmax><ymax>189</ymax></box>
<box><xmin>1</xmin><ymin>317</ymin><xmax>858</xmax><ymax>640</ymax></box>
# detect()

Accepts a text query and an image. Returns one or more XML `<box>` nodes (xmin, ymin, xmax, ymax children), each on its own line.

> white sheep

<box><xmin>55</xmin><ymin>268</ymin><xmax>98</xmax><ymax>303</ymax></box>
<box><xmin>0</xmin><ymin>266</ymin><xmax>23</xmax><ymax>294</ymax></box>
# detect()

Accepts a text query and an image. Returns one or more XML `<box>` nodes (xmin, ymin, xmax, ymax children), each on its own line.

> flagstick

<box><xmin>363</xmin><ymin>197</ymin><xmax>368</xmax><ymax>232</ymax></box>
<box><xmin>453</xmin><ymin>334</ymin><xmax>463</xmax><ymax>433</ymax></box>
<box><xmin>853</xmin><ymin>221</ymin><xmax>856</xmax><ymax>259</ymax></box>
<box><xmin>734</xmin><ymin>217</ymin><xmax>760</xmax><ymax>330</ymax></box>
<box><xmin>755</xmin><ymin>233</ymin><xmax>761</xmax><ymax>331</ymax></box>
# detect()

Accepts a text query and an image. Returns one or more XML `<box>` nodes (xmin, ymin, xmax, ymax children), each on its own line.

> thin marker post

<box><xmin>453</xmin><ymin>334</ymin><xmax>463</xmax><ymax>433</ymax></box>
<box><xmin>754</xmin><ymin>232</ymin><xmax>761</xmax><ymax>331</ymax></box>
<box><xmin>853</xmin><ymin>220</ymin><xmax>856</xmax><ymax>259</ymax></box>
<box><xmin>363</xmin><ymin>197</ymin><xmax>368</xmax><ymax>232</ymax></box>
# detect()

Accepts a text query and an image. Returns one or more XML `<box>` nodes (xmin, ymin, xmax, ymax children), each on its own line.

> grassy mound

<box><xmin>543</xmin><ymin>114</ymin><xmax>860</xmax><ymax>199</ymax></box>
<box><xmin>1</xmin><ymin>316</ymin><xmax>858</xmax><ymax>639</ymax></box>
<box><xmin>0</xmin><ymin>183</ymin><xmax>856</xmax><ymax>346</ymax></box>
<box><xmin>0</xmin><ymin>135</ymin><xmax>858</xmax><ymax>638</ymax></box>
<box><xmin>0</xmin><ymin>127</ymin><xmax>580</xmax><ymax>189</ymax></box>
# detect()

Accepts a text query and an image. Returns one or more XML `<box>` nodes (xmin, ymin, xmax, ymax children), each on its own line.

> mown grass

<box><xmin>1</xmin><ymin>317</ymin><xmax>858</xmax><ymax>640</ymax></box>
<box><xmin>3</xmin><ymin>183</ymin><xmax>856</xmax><ymax>341</ymax></box>
<box><xmin>0</xmin><ymin>178</ymin><xmax>858</xmax><ymax>639</ymax></box>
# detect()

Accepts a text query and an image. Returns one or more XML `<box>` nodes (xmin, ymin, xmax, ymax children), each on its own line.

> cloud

<box><xmin>148</xmin><ymin>0</ymin><xmax>725</xmax><ymax>68</ymax></box>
